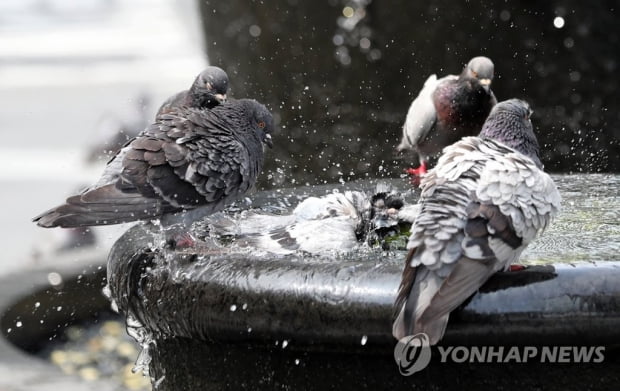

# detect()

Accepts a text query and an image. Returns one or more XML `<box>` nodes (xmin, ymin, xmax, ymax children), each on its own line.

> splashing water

<box><xmin>126</xmin><ymin>313</ymin><xmax>156</xmax><ymax>380</ymax></box>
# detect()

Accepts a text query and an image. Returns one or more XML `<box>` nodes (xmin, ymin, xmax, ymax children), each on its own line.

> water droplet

<box><xmin>499</xmin><ymin>10</ymin><xmax>511</xmax><ymax>22</ymax></box>
<box><xmin>6</xmin><ymin>328</ymin><xmax>12</xmax><ymax>333</ymax></box>
<box><xmin>230</xmin><ymin>304</ymin><xmax>237</xmax><ymax>312</ymax></box>
<box><xmin>282</xmin><ymin>340</ymin><xmax>289</xmax><ymax>349</ymax></box>
<box><xmin>360</xmin><ymin>335</ymin><xmax>368</xmax><ymax>345</ymax></box>
<box><xmin>34</xmin><ymin>302</ymin><xmax>40</xmax><ymax>308</ymax></box>
<box><xmin>359</xmin><ymin>37</ymin><xmax>371</xmax><ymax>49</ymax></box>
<box><xmin>249</xmin><ymin>25</ymin><xmax>261</xmax><ymax>37</ymax></box>
<box><xmin>294</xmin><ymin>358</ymin><xmax>300</xmax><ymax>365</ymax></box>
<box><xmin>56</xmin><ymin>306</ymin><xmax>63</xmax><ymax>312</ymax></box>
<box><xmin>47</xmin><ymin>272</ymin><xmax>63</xmax><ymax>286</ymax></box>
<box><xmin>242</xmin><ymin>303</ymin><xmax>248</xmax><ymax>310</ymax></box>
<box><xmin>342</xmin><ymin>6</ymin><xmax>354</xmax><ymax>18</ymax></box>
<box><xmin>553</xmin><ymin>16</ymin><xmax>565</xmax><ymax>29</ymax></box>
<box><xmin>153</xmin><ymin>375</ymin><xmax>166</xmax><ymax>388</ymax></box>
<box><xmin>16</xmin><ymin>321</ymin><xmax>22</xmax><ymax>328</ymax></box>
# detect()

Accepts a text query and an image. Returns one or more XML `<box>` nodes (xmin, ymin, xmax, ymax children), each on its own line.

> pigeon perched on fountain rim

<box><xmin>397</xmin><ymin>56</ymin><xmax>497</xmax><ymax>177</ymax></box>
<box><xmin>392</xmin><ymin>98</ymin><xmax>561</xmax><ymax>345</ymax></box>
<box><xmin>33</xmin><ymin>98</ymin><xmax>274</xmax><ymax>231</ymax></box>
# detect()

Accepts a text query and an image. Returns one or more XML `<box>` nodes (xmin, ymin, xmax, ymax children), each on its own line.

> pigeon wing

<box><xmin>34</xmin><ymin>106</ymin><xmax>256</xmax><ymax>228</ymax></box>
<box><xmin>397</xmin><ymin>74</ymin><xmax>456</xmax><ymax>153</ymax></box>
<box><xmin>134</xmin><ymin>108</ymin><xmax>257</xmax><ymax>209</ymax></box>
<box><xmin>156</xmin><ymin>90</ymin><xmax>189</xmax><ymax>115</ymax></box>
<box><xmin>393</xmin><ymin>137</ymin><xmax>561</xmax><ymax>343</ymax></box>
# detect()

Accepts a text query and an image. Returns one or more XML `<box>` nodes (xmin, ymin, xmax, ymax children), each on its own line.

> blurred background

<box><xmin>1</xmin><ymin>0</ymin><xmax>619</xmax><ymax>272</ymax></box>
<box><xmin>0</xmin><ymin>0</ymin><xmax>205</xmax><ymax>273</ymax></box>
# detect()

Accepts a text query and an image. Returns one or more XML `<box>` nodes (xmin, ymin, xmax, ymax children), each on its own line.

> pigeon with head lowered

<box><xmin>397</xmin><ymin>56</ymin><xmax>497</xmax><ymax>179</ymax></box>
<box><xmin>202</xmin><ymin>185</ymin><xmax>419</xmax><ymax>255</ymax></box>
<box><xmin>33</xmin><ymin>98</ymin><xmax>274</xmax><ymax>247</ymax></box>
<box><xmin>157</xmin><ymin>66</ymin><xmax>229</xmax><ymax>115</ymax></box>
<box><xmin>392</xmin><ymin>99</ymin><xmax>561</xmax><ymax>344</ymax></box>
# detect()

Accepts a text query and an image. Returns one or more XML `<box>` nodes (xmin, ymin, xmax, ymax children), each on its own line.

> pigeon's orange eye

<box><xmin>258</xmin><ymin>121</ymin><xmax>266</xmax><ymax>128</ymax></box>
<box><xmin>471</xmin><ymin>70</ymin><xmax>478</xmax><ymax>77</ymax></box>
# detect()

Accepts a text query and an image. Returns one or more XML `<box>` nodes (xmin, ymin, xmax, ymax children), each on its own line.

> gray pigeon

<box><xmin>392</xmin><ymin>99</ymin><xmax>561</xmax><ymax>344</ymax></box>
<box><xmin>87</xmin><ymin>67</ymin><xmax>229</xmax><ymax>163</ymax></box>
<box><xmin>397</xmin><ymin>56</ymin><xmax>497</xmax><ymax>178</ymax></box>
<box><xmin>157</xmin><ymin>66</ymin><xmax>229</xmax><ymax>114</ymax></box>
<box><xmin>34</xmin><ymin>98</ymin><xmax>274</xmax><ymax>246</ymax></box>
<box><xmin>203</xmin><ymin>186</ymin><xmax>418</xmax><ymax>255</ymax></box>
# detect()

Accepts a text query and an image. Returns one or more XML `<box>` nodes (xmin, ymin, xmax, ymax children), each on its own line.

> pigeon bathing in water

<box><xmin>397</xmin><ymin>56</ymin><xmax>497</xmax><ymax>179</ymax></box>
<box><xmin>202</xmin><ymin>185</ymin><xmax>419</xmax><ymax>255</ymax></box>
<box><xmin>157</xmin><ymin>66</ymin><xmax>229</xmax><ymax>114</ymax></box>
<box><xmin>392</xmin><ymin>99</ymin><xmax>561</xmax><ymax>344</ymax></box>
<box><xmin>33</xmin><ymin>98</ymin><xmax>274</xmax><ymax>247</ymax></box>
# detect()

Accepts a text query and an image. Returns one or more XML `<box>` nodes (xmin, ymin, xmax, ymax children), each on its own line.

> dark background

<box><xmin>199</xmin><ymin>0</ymin><xmax>619</xmax><ymax>189</ymax></box>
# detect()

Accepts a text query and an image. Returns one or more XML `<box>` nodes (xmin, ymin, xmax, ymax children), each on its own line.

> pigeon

<box><xmin>392</xmin><ymin>99</ymin><xmax>561</xmax><ymax>344</ymax></box>
<box><xmin>86</xmin><ymin>67</ymin><xmax>229</xmax><ymax>164</ymax></box>
<box><xmin>33</xmin><ymin>98</ymin><xmax>274</xmax><ymax>246</ymax></box>
<box><xmin>157</xmin><ymin>66</ymin><xmax>229</xmax><ymax>115</ymax></box>
<box><xmin>397</xmin><ymin>56</ymin><xmax>497</xmax><ymax>178</ymax></box>
<box><xmin>202</xmin><ymin>185</ymin><xmax>419</xmax><ymax>255</ymax></box>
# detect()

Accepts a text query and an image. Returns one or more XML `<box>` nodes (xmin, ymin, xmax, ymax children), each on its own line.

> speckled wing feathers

<box><xmin>34</xmin><ymin>102</ymin><xmax>263</xmax><ymax>228</ymax></box>
<box><xmin>393</xmin><ymin>136</ymin><xmax>561</xmax><ymax>343</ymax></box>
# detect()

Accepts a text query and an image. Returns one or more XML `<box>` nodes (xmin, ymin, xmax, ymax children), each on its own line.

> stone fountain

<box><xmin>106</xmin><ymin>175</ymin><xmax>620</xmax><ymax>390</ymax></box>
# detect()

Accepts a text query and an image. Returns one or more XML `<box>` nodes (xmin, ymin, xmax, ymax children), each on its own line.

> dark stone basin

<box><xmin>106</xmin><ymin>176</ymin><xmax>620</xmax><ymax>390</ymax></box>
<box><xmin>0</xmin><ymin>251</ymin><xmax>127</xmax><ymax>390</ymax></box>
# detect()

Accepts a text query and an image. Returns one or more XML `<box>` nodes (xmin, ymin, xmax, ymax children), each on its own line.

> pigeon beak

<box><xmin>214</xmin><ymin>93</ymin><xmax>227</xmax><ymax>103</ymax></box>
<box><xmin>263</xmin><ymin>134</ymin><xmax>273</xmax><ymax>149</ymax></box>
<box><xmin>479</xmin><ymin>78</ymin><xmax>492</xmax><ymax>91</ymax></box>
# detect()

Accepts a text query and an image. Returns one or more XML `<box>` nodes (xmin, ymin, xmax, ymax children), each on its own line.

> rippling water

<box><xmin>521</xmin><ymin>174</ymin><xmax>620</xmax><ymax>264</ymax></box>
<box><xmin>246</xmin><ymin>175</ymin><xmax>620</xmax><ymax>265</ymax></box>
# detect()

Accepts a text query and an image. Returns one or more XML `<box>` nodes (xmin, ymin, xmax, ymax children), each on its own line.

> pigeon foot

<box><xmin>405</xmin><ymin>161</ymin><xmax>428</xmax><ymax>186</ymax></box>
<box><xmin>405</xmin><ymin>161</ymin><xmax>428</xmax><ymax>177</ymax></box>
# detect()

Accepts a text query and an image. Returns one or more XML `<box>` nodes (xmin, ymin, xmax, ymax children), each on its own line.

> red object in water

<box><xmin>509</xmin><ymin>264</ymin><xmax>527</xmax><ymax>272</ymax></box>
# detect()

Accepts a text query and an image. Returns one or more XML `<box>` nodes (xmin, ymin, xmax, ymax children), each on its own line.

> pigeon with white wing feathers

<box><xmin>392</xmin><ymin>99</ymin><xmax>561</xmax><ymax>344</ymax></box>
<box><xmin>397</xmin><ymin>56</ymin><xmax>497</xmax><ymax>179</ymax></box>
<box><xmin>202</xmin><ymin>185</ymin><xmax>419</xmax><ymax>255</ymax></box>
